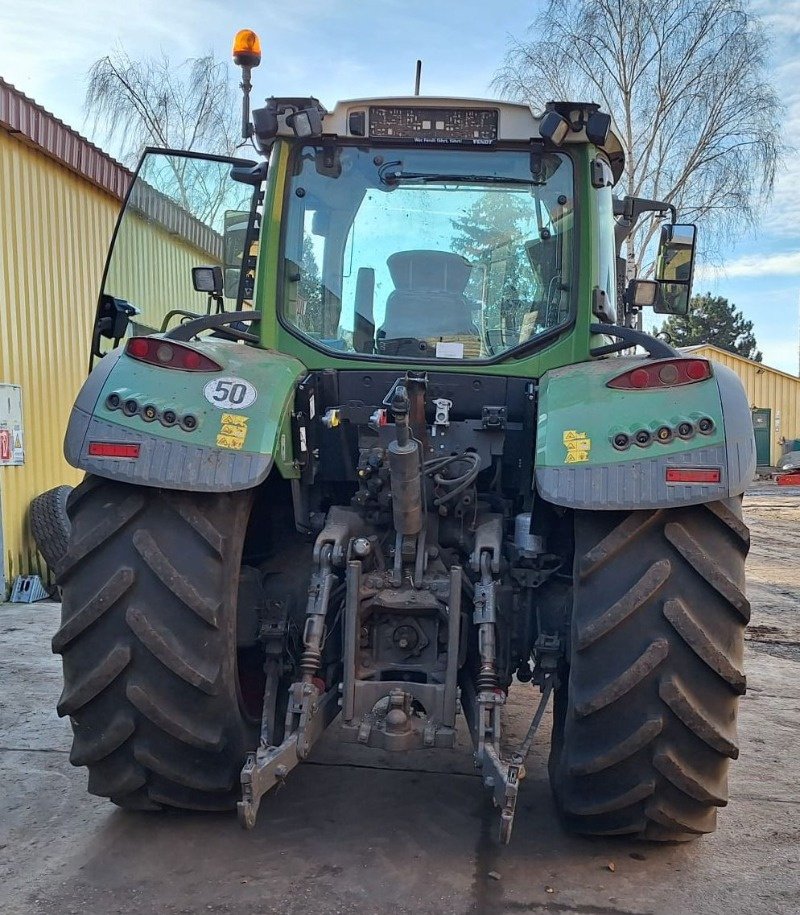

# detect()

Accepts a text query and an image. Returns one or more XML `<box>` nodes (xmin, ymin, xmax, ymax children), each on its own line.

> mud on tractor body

<box><xmin>54</xmin><ymin>35</ymin><xmax>755</xmax><ymax>844</ymax></box>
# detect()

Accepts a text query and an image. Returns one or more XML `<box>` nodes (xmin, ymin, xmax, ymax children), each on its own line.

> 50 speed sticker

<box><xmin>203</xmin><ymin>377</ymin><xmax>257</xmax><ymax>410</ymax></box>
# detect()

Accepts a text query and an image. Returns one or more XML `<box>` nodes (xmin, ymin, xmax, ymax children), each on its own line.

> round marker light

<box><xmin>630</xmin><ymin>369</ymin><xmax>650</xmax><ymax>389</ymax></box>
<box><xmin>686</xmin><ymin>360</ymin><xmax>709</xmax><ymax>380</ymax></box>
<box><xmin>142</xmin><ymin>405</ymin><xmax>158</xmax><ymax>422</ymax></box>
<box><xmin>128</xmin><ymin>338</ymin><xmax>149</xmax><ymax>358</ymax></box>
<box><xmin>156</xmin><ymin>343</ymin><xmax>174</xmax><ymax>363</ymax></box>
<box><xmin>657</xmin><ymin>425</ymin><xmax>673</xmax><ymax>442</ymax></box>
<box><xmin>658</xmin><ymin>363</ymin><xmax>679</xmax><ymax>385</ymax></box>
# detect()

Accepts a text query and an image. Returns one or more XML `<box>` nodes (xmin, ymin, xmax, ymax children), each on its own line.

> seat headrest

<box><xmin>387</xmin><ymin>250</ymin><xmax>471</xmax><ymax>295</ymax></box>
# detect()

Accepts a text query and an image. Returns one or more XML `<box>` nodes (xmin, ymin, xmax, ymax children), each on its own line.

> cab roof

<box><xmin>319</xmin><ymin>96</ymin><xmax>625</xmax><ymax>184</ymax></box>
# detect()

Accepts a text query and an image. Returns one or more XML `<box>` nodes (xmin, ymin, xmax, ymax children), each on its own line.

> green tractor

<box><xmin>54</xmin><ymin>31</ymin><xmax>754</xmax><ymax>843</ymax></box>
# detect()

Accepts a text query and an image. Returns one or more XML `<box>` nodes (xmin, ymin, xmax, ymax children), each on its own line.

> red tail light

<box><xmin>125</xmin><ymin>338</ymin><xmax>222</xmax><ymax>372</ymax></box>
<box><xmin>665</xmin><ymin>467</ymin><xmax>721</xmax><ymax>484</ymax></box>
<box><xmin>607</xmin><ymin>358</ymin><xmax>712</xmax><ymax>390</ymax></box>
<box><xmin>88</xmin><ymin>442</ymin><xmax>140</xmax><ymax>458</ymax></box>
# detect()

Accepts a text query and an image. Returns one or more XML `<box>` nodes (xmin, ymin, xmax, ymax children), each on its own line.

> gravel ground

<box><xmin>1</xmin><ymin>484</ymin><xmax>798</xmax><ymax>915</ymax></box>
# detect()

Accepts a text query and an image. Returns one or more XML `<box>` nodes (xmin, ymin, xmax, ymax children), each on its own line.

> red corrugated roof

<box><xmin>0</xmin><ymin>75</ymin><xmax>132</xmax><ymax>200</ymax></box>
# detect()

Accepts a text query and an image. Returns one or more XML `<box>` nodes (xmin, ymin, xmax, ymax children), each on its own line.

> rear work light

<box><xmin>665</xmin><ymin>467</ymin><xmax>721</xmax><ymax>484</ymax></box>
<box><xmin>607</xmin><ymin>358</ymin><xmax>712</xmax><ymax>390</ymax></box>
<box><xmin>88</xmin><ymin>442</ymin><xmax>140</xmax><ymax>459</ymax></box>
<box><xmin>125</xmin><ymin>337</ymin><xmax>222</xmax><ymax>372</ymax></box>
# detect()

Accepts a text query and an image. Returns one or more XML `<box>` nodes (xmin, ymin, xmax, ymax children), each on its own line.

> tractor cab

<box><xmin>92</xmin><ymin>87</ymin><xmax>692</xmax><ymax>373</ymax></box>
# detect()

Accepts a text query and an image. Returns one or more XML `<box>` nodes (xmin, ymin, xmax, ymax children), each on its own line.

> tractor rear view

<box><xmin>54</xmin><ymin>30</ymin><xmax>755</xmax><ymax>843</ymax></box>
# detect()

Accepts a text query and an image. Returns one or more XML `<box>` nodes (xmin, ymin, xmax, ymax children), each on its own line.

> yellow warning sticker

<box><xmin>217</xmin><ymin>413</ymin><xmax>248</xmax><ymax>450</ymax></box>
<box><xmin>563</xmin><ymin>430</ymin><xmax>591</xmax><ymax>463</ymax></box>
<box><xmin>565</xmin><ymin>450</ymin><xmax>590</xmax><ymax>463</ymax></box>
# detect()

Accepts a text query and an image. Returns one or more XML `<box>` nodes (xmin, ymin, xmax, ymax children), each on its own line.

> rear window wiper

<box><xmin>379</xmin><ymin>170</ymin><xmax>540</xmax><ymax>187</ymax></box>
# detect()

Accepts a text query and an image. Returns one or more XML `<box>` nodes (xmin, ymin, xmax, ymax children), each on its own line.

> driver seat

<box><xmin>378</xmin><ymin>250</ymin><xmax>478</xmax><ymax>354</ymax></box>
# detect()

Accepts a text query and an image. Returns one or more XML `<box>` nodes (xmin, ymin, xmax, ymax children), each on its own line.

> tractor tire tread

<box><xmin>55</xmin><ymin>476</ymin><xmax>257</xmax><ymax>812</ymax></box>
<box><xmin>550</xmin><ymin>498</ymin><xmax>748</xmax><ymax>842</ymax></box>
<box><xmin>52</xmin><ymin>568</ymin><xmax>135</xmax><ymax>653</ymax></box>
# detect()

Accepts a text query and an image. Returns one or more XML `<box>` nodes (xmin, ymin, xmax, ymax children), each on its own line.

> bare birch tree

<box><xmin>494</xmin><ymin>0</ymin><xmax>781</xmax><ymax>274</ymax></box>
<box><xmin>85</xmin><ymin>48</ymin><xmax>239</xmax><ymax>164</ymax></box>
<box><xmin>84</xmin><ymin>48</ymin><xmax>244</xmax><ymax>224</ymax></box>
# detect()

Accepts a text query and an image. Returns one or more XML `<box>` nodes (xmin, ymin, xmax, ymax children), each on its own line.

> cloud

<box><xmin>697</xmin><ymin>250</ymin><xmax>800</xmax><ymax>280</ymax></box>
<box><xmin>757</xmin><ymin>337</ymin><xmax>799</xmax><ymax>374</ymax></box>
<box><xmin>751</xmin><ymin>0</ymin><xmax>800</xmax><ymax>37</ymax></box>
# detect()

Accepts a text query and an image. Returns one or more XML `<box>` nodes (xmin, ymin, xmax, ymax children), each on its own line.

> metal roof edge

<box><xmin>0</xmin><ymin>75</ymin><xmax>132</xmax><ymax>200</ymax></box>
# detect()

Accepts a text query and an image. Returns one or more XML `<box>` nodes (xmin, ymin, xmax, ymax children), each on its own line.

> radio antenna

<box><xmin>414</xmin><ymin>60</ymin><xmax>422</xmax><ymax>96</ymax></box>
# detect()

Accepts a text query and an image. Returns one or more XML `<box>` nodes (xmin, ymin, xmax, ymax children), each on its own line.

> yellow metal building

<box><xmin>684</xmin><ymin>344</ymin><xmax>800</xmax><ymax>467</ymax></box>
<box><xmin>0</xmin><ymin>78</ymin><xmax>228</xmax><ymax>592</ymax></box>
<box><xmin>0</xmin><ymin>78</ymin><xmax>131</xmax><ymax>590</ymax></box>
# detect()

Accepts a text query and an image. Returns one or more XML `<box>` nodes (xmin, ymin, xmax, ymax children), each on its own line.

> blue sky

<box><xmin>1</xmin><ymin>0</ymin><xmax>799</xmax><ymax>373</ymax></box>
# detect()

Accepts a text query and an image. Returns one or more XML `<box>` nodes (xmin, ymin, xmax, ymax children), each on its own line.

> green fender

<box><xmin>534</xmin><ymin>356</ymin><xmax>756</xmax><ymax>510</ymax></box>
<box><xmin>64</xmin><ymin>339</ymin><xmax>307</xmax><ymax>491</ymax></box>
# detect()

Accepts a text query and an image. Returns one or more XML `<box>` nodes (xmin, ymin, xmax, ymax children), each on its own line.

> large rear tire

<box><xmin>549</xmin><ymin>498</ymin><xmax>749</xmax><ymax>841</ymax></box>
<box><xmin>54</xmin><ymin>476</ymin><xmax>260</xmax><ymax>811</ymax></box>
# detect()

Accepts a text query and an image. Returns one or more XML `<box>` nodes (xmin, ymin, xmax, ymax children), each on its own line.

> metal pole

<box><xmin>240</xmin><ymin>66</ymin><xmax>252</xmax><ymax>139</ymax></box>
<box><xmin>414</xmin><ymin>60</ymin><xmax>422</xmax><ymax>96</ymax></box>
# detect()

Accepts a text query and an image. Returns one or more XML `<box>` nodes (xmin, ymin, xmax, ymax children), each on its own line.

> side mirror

<box><xmin>653</xmin><ymin>223</ymin><xmax>696</xmax><ymax>315</ymax></box>
<box><xmin>192</xmin><ymin>265</ymin><xmax>224</xmax><ymax>296</ymax></box>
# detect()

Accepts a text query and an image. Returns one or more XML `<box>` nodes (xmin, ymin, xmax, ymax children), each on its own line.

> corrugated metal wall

<box><xmin>106</xmin><ymin>212</ymin><xmax>222</xmax><ymax>332</ymax></box>
<box><xmin>0</xmin><ymin>127</ymin><xmax>226</xmax><ymax>589</ymax></box>
<box><xmin>0</xmin><ymin>129</ymin><xmax>118</xmax><ymax>585</ymax></box>
<box><xmin>691</xmin><ymin>345</ymin><xmax>800</xmax><ymax>465</ymax></box>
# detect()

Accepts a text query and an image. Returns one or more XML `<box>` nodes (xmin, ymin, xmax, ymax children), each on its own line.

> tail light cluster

<box><xmin>125</xmin><ymin>337</ymin><xmax>222</xmax><ymax>372</ymax></box>
<box><xmin>105</xmin><ymin>392</ymin><xmax>198</xmax><ymax>431</ymax></box>
<box><xmin>611</xmin><ymin>416</ymin><xmax>715</xmax><ymax>451</ymax></box>
<box><xmin>607</xmin><ymin>358</ymin><xmax>712</xmax><ymax>390</ymax></box>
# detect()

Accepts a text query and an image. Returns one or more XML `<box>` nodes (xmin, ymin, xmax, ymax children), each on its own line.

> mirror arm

<box><xmin>613</xmin><ymin>196</ymin><xmax>676</xmax><ymax>247</ymax></box>
<box><xmin>590</xmin><ymin>323</ymin><xmax>679</xmax><ymax>359</ymax></box>
<box><xmin>163</xmin><ymin>310</ymin><xmax>262</xmax><ymax>342</ymax></box>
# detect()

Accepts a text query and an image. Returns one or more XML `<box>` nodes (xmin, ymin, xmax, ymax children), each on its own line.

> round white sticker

<box><xmin>203</xmin><ymin>377</ymin><xmax>258</xmax><ymax>410</ymax></box>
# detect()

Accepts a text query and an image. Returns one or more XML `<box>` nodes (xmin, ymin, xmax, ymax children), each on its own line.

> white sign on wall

<box><xmin>0</xmin><ymin>384</ymin><xmax>24</xmax><ymax>466</ymax></box>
